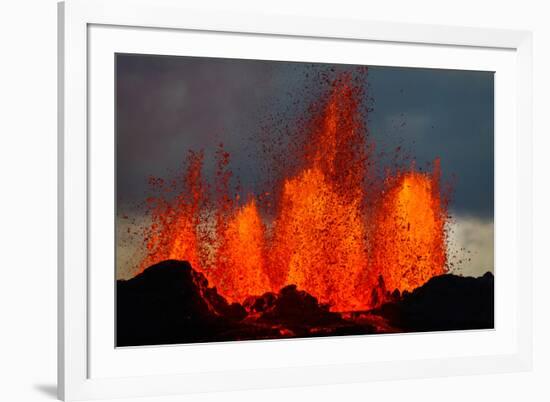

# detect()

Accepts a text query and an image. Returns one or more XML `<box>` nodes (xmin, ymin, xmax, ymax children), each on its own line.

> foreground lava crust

<box><xmin>118</xmin><ymin>72</ymin><xmax>493</xmax><ymax>345</ymax></box>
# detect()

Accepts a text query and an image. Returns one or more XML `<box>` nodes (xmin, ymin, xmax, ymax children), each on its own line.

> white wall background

<box><xmin>0</xmin><ymin>0</ymin><xmax>548</xmax><ymax>401</ymax></box>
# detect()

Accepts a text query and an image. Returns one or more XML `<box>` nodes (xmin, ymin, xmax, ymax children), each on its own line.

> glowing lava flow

<box><xmin>137</xmin><ymin>72</ymin><xmax>449</xmax><ymax>311</ymax></box>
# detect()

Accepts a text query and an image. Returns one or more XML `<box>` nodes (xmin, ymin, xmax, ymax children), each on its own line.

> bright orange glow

<box><xmin>270</xmin><ymin>167</ymin><xmax>367</xmax><ymax>310</ymax></box>
<box><xmin>268</xmin><ymin>77</ymin><xmax>369</xmax><ymax>310</ymax></box>
<box><xmin>371</xmin><ymin>161</ymin><xmax>447</xmax><ymax>294</ymax></box>
<box><xmin>214</xmin><ymin>199</ymin><xmax>271</xmax><ymax>303</ymax></box>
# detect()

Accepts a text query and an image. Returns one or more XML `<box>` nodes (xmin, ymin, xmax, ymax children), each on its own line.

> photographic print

<box><xmin>115</xmin><ymin>54</ymin><xmax>494</xmax><ymax>347</ymax></box>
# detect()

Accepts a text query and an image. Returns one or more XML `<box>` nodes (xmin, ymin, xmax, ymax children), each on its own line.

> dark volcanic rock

<box><xmin>259</xmin><ymin>285</ymin><xmax>341</xmax><ymax>327</ymax></box>
<box><xmin>116</xmin><ymin>260</ymin><xmax>246</xmax><ymax>346</ymax></box>
<box><xmin>376</xmin><ymin>272</ymin><xmax>494</xmax><ymax>332</ymax></box>
<box><xmin>242</xmin><ymin>285</ymin><xmax>372</xmax><ymax>338</ymax></box>
<box><xmin>243</xmin><ymin>291</ymin><xmax>277</xmax><ymax>314</ymax></box>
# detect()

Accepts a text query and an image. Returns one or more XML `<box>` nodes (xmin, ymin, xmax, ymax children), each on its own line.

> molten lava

<box><xmin>371</xmin><ymin>162</ymin><xmax>447</xmax><ymax>294</ymax></box>
<box><xmin>270</xmin><ymin>167</ymin><xmax>367</xmax><ymax>310</ymax></box>
<box><xmin>215</xmin><ymin>199</ymin><xmax>271</xmax><ymax>303</ymax></box>
<box><xmin>140</xmin><ymin>150</ymin><xmax>205</xmax><ymax>272</ymax></box>
<box><xmin>269</xmin><ymin>77</ymin><xmax>369</xmax><ymax>310</ymax></box>
<box><xmin>138</xmin><ymin>71</ymin><xmax>449</xmax><ymax>311</ymax></box>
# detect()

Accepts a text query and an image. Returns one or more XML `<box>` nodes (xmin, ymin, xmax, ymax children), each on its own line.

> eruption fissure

<box><xmin>138</xmin><ymin>72</ymin><xmax>449</xmax><ymax>311</ymax></box>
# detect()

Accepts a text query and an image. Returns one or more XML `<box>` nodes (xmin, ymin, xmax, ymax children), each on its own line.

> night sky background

<box><xmin>115</xmin><ymin>53</ymin><xmax>494</xmax><ymax>279</ymax></box>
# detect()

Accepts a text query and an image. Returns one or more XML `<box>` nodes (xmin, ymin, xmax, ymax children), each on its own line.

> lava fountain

<box><xmin>269</xmin><ymin>76</ymin><xmax>369</xmax><ymax>311</ymax></box>
<box><xmin>215</xmin><ymin>198</ymin><xmax>270</xmax><ymax>303</ymax></box>
<box><xmin>137</xmin><ymin>71</ymin><xmax>449</xmax><ymax>311</ymax></box>
<box><xmin>370</xmin><ymin>160</ymin><xmax>447</xmax><ymax>294</ymax></box>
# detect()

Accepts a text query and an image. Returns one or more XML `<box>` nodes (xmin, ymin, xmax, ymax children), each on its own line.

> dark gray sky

<box><xmin>116</xmin><ymin>54</ymin><xmax>494</xmax><ymax>219</ymax></box>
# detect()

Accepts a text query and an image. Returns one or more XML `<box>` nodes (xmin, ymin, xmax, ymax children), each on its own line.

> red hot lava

<box><xmin>138</xmin><ymin>72</ymin><xmax>449</xmax><ymax>311</ymax></box>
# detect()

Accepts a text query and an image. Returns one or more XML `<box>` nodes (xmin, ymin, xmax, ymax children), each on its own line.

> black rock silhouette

<box><xmin>375</xmin><ymin>272</ymin><xmax>494</xmax><ymax>332</ymax></box>
<box><xmin>259</xmin><ymin>285</ymin><xmax>341</xmax><ymax>326</ymax></box>
<box><xmin>116</xmin><ymin>260</ymin><xmax>245</xmax><ymax>346</ymax></box>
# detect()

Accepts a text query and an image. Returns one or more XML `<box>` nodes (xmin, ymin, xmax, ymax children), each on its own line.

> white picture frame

<box><xmin>58</xmin><ymin>0</ymin><xmax>533</xmax><ymax>400</ymax></box>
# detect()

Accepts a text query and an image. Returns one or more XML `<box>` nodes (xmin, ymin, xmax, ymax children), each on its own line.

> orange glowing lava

<box><xmin>371</xmin><ymin>161</ymin><xmax>447</xmax><ymax>294</ymax></box>
<box><xmin>270</xmin><ymin>167</ymin><xmax>368</xmax><ymax>310</ymax></box>
<box><xmin>140</xmin><ymin>151</ymin><xmax>205</xmax><ymax>273</ymax></box>
<box><xmin>269</xmin><ymin>77</ymin><xmax>369</xmax><ymax>310</ymax></box>
<box><xmin>214</xmin><ymin>199</ymin><xmax>271</xmax><ymax>303</ymax></box>
<box><xmin>138</xmin><ymin>72</ymin><xmax>449</xmax><ymax>311</ymax></box>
